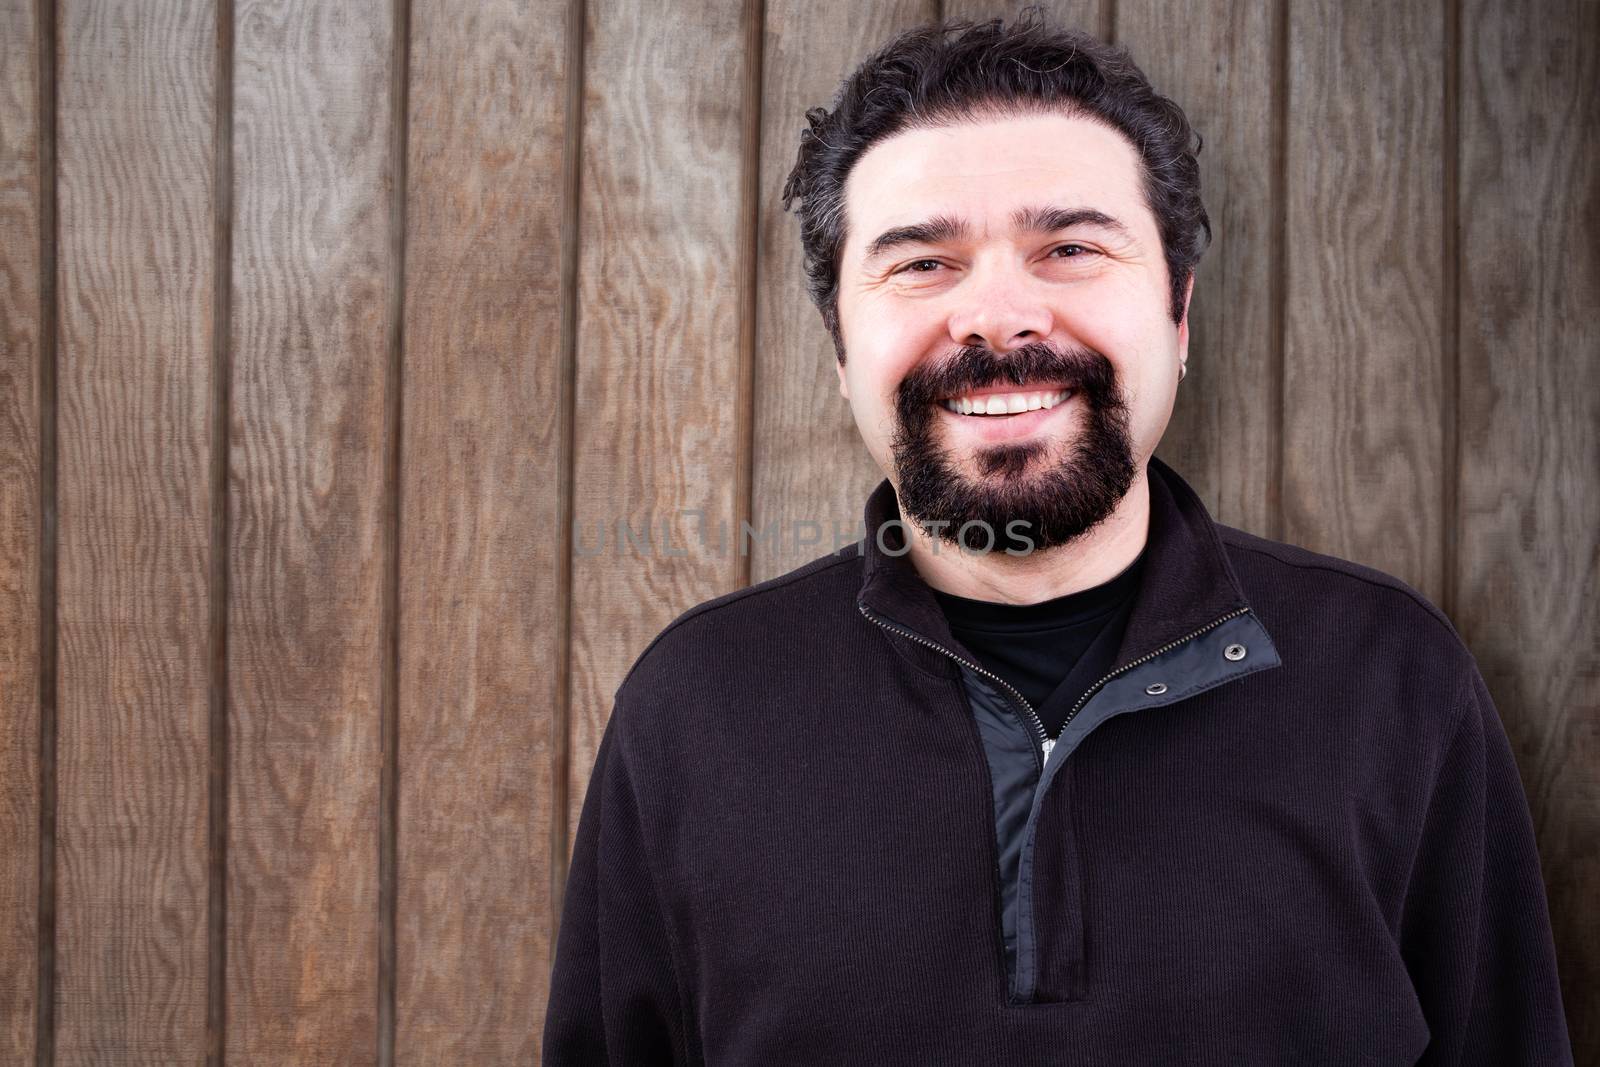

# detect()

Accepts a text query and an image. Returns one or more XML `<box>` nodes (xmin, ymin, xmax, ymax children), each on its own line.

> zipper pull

<box><xmin>1040</xmin><ymin>736</ymin><xmax>1055</xmax><ymax>768</ymax></box>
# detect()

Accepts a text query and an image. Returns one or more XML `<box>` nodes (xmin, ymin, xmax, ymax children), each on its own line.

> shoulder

<box><xmin>1214</xmin><ymin>523</ymin><xmax>1480</xmax><ymax>727</ymax></box>
<box><xmin>612</xmin><ymin>544</ymin><xmax>865</xmax><ymax>709</ymax></box>
<box><xmin>1217</xmin><ymin>522</ymin><xmax>1463</xmax><ymax>646</ymax></box>
<box><xmin>1212</xmin><ymin>525</ymin><xmax>1495</xmax><ymax>800</ymax></box>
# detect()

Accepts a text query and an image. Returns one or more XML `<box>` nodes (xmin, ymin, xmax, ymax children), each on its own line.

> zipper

<box><xmin>862</xmin><ymin>595</ymin><xmax>1258</xmax><ymax>1005</ymax></box>
<box><xmin>1058</xmin><ymin>605</ymin><xmax>1253</xmax><ymax>732</ymax></box>
<box><xmin>862</xmin><ymin>593</ymin><xmax>1257</xmax><ymax>1006</ymax></box>
<box><xmin>857</xmin><ymin>600</ymin><xmax>1054</xmax><ymax>770</ymax></box>
<box><xmin>857</xmin><ymin>596</ymin><xmax>1046</xmax><ymax>1000</ymax></box>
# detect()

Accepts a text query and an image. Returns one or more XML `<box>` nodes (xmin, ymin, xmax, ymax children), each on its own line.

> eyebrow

<box><xmin>1011</xmin><ymin>204</ymin><xmax>1130</xmax><ymax>238</ymax></box>
<box><xmin>863</xmin><ymin>213</ymin><xmax>967</xmax><ymax>262</ymax></box>
<box><xmin>861</xmin><ymin>204</ymin><xmax>1131</xmax><ymax>262</ymax></box>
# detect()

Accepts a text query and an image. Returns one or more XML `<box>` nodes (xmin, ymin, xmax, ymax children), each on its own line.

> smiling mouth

<box><xmin>938</xmin><ymin>387</ymin><xmax>1074</xmax><ymax>416</ymax></box>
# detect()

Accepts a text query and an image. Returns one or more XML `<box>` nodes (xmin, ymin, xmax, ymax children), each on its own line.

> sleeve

<box><xmin>542</xmin><ymin>701</ymin><xmax>691</xmax><ymax>1066</ymax></box>
<box><xmin>1399</xmin><ymin>661</ymin><xmax>1574</xmax><ymax>1066</ymax></box>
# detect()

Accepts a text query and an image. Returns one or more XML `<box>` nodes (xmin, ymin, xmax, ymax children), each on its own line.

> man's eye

<box><xmin>895</xmin><ymin>259</ymin><xmax>944</xmax><ymax>274</ymax></box>
<box><xmin>1050</xmin><ymin>243</ymin><xmax>1095</xmax><ymax>259</ymax></box>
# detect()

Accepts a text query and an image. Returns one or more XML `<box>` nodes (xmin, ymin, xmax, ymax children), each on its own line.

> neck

<box><xmin>895</xmin><ymin>465</ymin><xmax>1151</xmax><ymax>605</ymax></box>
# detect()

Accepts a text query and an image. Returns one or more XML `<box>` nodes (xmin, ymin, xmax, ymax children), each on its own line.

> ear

<box><xmin>1176</xmin><ymin>273</ymin><xmax>1196</xmax><ymax>361</ymax></box>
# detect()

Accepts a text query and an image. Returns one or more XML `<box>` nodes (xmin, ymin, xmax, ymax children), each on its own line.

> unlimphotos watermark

<box><xmin>572</xmin><ymin>509</ymin><xmax>1040</xmax><ymax>559</ymax></box>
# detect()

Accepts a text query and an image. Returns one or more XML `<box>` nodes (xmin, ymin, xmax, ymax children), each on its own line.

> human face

<box><xmin>834</xmin><ymin>110</ymin><xmax>1192</xmax><ymax>550</ymax></box>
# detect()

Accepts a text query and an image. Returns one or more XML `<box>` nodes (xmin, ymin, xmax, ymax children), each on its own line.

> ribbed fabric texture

<box><xmin>542</xmin><ymin>462</ymin><xmax>1573</xmax><ymax>1065</ymax></box>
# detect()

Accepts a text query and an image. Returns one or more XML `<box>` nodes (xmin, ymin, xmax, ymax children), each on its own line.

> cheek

<box><xmin>843</xmin><ymin>302</ymin><xmax>940</xmax><ymax>400</ymax></box>
<box><xmin>1061</xmin><ymin>280</ymin><xmax>1175</xmax><ymax>369</ymax></box>
<box><xmin>1059</xmin><ymin>275</ymin><xmax>1147</xmax><ymax>346</ymax></box>
<box><xmin>1108</xmin><ymin>337</ymin><xmax>1182</xmax><ymax>449</ymax></box>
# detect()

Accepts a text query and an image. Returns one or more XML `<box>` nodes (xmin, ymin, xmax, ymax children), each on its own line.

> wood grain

<box><xmin>1282</xmin><ymin>0</ymin><xmax>1446</xmax><ymax>602</ymax></box>
<box><xmin>1455</xmin><ymin>0</ymin><xmax>1600</xmax><ymax>1056</ymax></box>
<box><xmin>226</xmin><ymin>0</ymin><xmax>392</xmax><ymax>1060</ymax></box>
<box><xmin>750</xmin><ymin>0</ymin><xmax>937</xmax><ymax>584</ymax></box>
<box><xmin>397</xmin><ymin>1</ymin><xmax>571</xmax><ymax>1061</ymax></box>
<box><xmin>1118</xmin><ymin>0</ymin><xmax>1279</xmax><ymax>536</ymax></box>
<box><xmin>54</xmin><ymin>0</ymin><xmax>215</xmax><ymax>1060</ymax></box>
<box><xmin>0</xmin><ymin>0</ymin><xmax>42</xmax><ymax>1060</ymax></box>
<box><xmin>566</xmin><ymin>0</ymin><xmax>750</xmax><ymax>843</ymax></box>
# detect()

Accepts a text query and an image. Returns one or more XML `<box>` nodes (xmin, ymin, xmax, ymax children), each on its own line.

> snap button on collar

<box><xmin>1225</xmin><ymin>643</ymin><xmax>1247</xmax><ymax>661</ymax></box>
<box><xmin>1145</xmin><ymin>682</ymin><xmax>1168</xmax><ymax>695</ymax></box>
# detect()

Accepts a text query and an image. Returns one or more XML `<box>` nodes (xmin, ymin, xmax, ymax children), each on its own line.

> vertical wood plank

<box><xmin>566</xmin><ymin>0</ymin><xmax>749</xmax><ymax>838</ymax></box>
<box><xmin>1456</xmin><ymin>0</ymin><xmax>1599</xmax><ymax>1055</ymax></box>
<box><xmin>225</xmin><ymin>1</ymin><xmax>392</xmax><ymax>1061</ymax></box>
<box><xmin>1282</xmin><ymin>0</ymin><xmax>1445</xmax><ymax>601</ymax></box>
<box><xmin>54</xmin><ymin>0</ymin><xmax>215</xmax><ymax>1060</ymax></box>
<box><xmin>397</xmin><ymin>1</ymin><xmax>571</xmax><ymax>1061</ymax></box>
<box><xmin>205</xmin><ymin>3</ymin><xmax>231</xmax><ymax>1058</ymax></box>
<box><xmin>0</xmin><ymin>0</ymin><xmax>42</xmax><ymax>1060</ymax></box>
<box><xmin>751</xmin><ymin>0</ymin><xmax>938</xmax><ymax>584</ymax></box>
<box><xmin>1118</xmin><ymin>0</ymin><xmax>1279</xmax><ymax>536</ymax></box>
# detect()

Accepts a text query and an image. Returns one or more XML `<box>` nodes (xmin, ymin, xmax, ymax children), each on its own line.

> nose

<box><xmin>945</xmin><ymin>265</ymin><xmax>1054</xmax><ymax>353</ymax></box>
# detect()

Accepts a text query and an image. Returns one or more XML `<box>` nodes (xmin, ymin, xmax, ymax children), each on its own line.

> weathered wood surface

<box><xmin>397</xmin><ymin>0</ymin><xmax>572</xmax><ymax>1061</ymax></box>
<box><xmin>1455</xmin><ymin>0</ymin><xmax>1600</xmax><ymax>1049</ymax></box>
<box><xmin>565</xmin><ymin>0</ymin><xmax>752</xmax><ymax>854</ymax></box>
<box><xmin>226</xmin><ymin>1</ymin><xmax>391</xmax><ymax>1061</ymax></box>
<box><xmin>54</xmin><ymin>1</ymin><xmax>215</xmax><ymax>1060</ymax></box>
<box><xmin>0</xmin><ymin>0</ymin><xmax>42</xmax><ymax>1061</ymax></box>
<box><xmin>1282</xmin><ymin>0</ymin><xmax>1447</xmax><ymax>604</ymax></box>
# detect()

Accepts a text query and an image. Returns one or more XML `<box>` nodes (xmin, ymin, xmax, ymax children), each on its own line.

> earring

<box><xmin>1178</xmin><ymin>361</ymin><xmax>1188</xmax><ymax>383</ymax></box>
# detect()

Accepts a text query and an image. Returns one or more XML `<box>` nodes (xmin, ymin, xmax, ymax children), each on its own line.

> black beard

<box><xmin>888</xmin><ymin>341</ymin><xmax>1138</xmax><ymax>554</ymax></box>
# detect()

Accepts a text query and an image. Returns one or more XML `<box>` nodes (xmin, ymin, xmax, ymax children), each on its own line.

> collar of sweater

<box><xmin>856</xmin><ymin>455</ymin><xmax>1260</xmax><ymax>679</ymax></box>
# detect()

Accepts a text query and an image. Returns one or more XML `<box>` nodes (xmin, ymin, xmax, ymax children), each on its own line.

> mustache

<box><xmin>894</xmin><ymin>341</ymin><xmax>1119</xmax><ymax>411</ymax></box>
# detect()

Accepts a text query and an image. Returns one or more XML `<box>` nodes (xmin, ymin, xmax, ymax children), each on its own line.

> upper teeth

<box><xmin>941</xmin><ymin>388</ymin><xmax>1072</xmax><ymax>416</ymax></box>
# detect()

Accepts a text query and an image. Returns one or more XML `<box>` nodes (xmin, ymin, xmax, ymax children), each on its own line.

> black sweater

<box><xmin>931</xmin><ymin>544</ymin><xmax>1144</xmax><ymax>735</ymax></box>
<box><xmin>543</xmin><ymin>457</ymin><xmax>1572</xmax><ymax>1065</ymax></box>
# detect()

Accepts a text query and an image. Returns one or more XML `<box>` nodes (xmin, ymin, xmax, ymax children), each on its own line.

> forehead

<box><xmin>841</xmin><ymin>111</ymin><xmax>1152</xmax><ymax>253</ymax></box>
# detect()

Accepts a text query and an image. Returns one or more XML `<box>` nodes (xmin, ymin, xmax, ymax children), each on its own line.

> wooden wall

<box><xmin>0</xmin><ymin>0</ymin><xmax>1593</xmax><ymax>1061</ymax></box>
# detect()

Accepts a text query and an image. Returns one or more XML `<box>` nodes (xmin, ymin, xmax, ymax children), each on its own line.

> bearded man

<box><xmin>544</xmin><ymin>13</ymin><xmax>1572</xmax><ymax>1065</ymax></box>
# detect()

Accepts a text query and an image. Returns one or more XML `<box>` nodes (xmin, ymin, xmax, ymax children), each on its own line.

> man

<box><xmin>544</xmin><ymin>14</ymin><xmax>1572</xmax><ymax>1065</ymax></box>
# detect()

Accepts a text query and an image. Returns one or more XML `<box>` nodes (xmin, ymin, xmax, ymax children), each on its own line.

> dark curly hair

<box><xmin>780</xmin><ymin>10</ymin><xmax>1211</xmax><ymax>363</ymax></box>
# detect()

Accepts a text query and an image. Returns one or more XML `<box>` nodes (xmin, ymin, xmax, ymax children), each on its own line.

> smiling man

<box><xmin>544</xmin><ymin>15</ymin><xmax>1572</xmax><ymax>1066</ymax></box>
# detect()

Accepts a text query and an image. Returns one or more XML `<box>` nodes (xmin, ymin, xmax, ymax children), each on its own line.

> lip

<box><xmin>933</xmin><ymin>388</ymin><xmax>1076</xmax><ymax>445</ymax></box>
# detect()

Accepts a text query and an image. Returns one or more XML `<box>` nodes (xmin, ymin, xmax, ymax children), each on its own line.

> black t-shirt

<box><xmin>931</xmin><ymin>548</ymin><xmax>1146</xmax><ymax>739</ymax></box>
